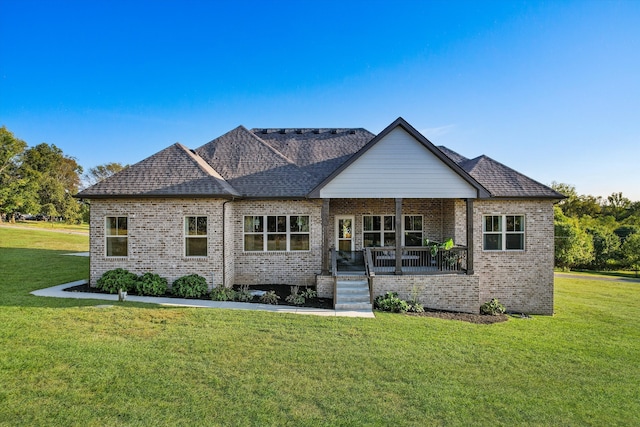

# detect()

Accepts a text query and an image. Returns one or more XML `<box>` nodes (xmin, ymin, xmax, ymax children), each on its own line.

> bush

<box><xmin>236</xmin><ymin>284</ymin><xmax>253</xmax><ymax>302</ymax></box>
<box><xmin>374</xmin><ymin>292</ymin><xmax>409</xmax><ymax>313</ymax></box>
<box><xmin>480</xmin><ymin>298</ymin><xmax>506</xmax><ymax>315</ymax></box>
<box><xmin>171</xmin><ymin>274</ymin><xmax>209</xmax><ymax>298</ymax></box>
<box><xmin>211</xmin><ymin>286</ymin><xmax>237</xmax><ymax>301</ymax></box>
<box><xmin>260</xmin><ymin>290</ymin><xmax>279</xmax><ymax>305</ymax></box>
<box><xmin>285</xmin><ymin>285</ymin><xmax>318</xmax><ymax>305</ymax></box>
<box><xmin>96</xmin><ymin>268</ymin><xmax>138</xmax><ymax>294</ymax></box>
<box><xmin>135</xmin><ymin>273</ymin><xmax>168</xmax><ymax>296</ymax></box>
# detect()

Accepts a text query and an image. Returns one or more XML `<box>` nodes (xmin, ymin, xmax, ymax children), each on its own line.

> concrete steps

<box><xmin>335</xmin><ymin>277</ymin><xmax>372</xmax><ymax>311</ymax></box>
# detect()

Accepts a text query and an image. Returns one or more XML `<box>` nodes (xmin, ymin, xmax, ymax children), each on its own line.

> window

<box><xmin>363</xmin><ymin>215</ymin><xmax>395</xmax><ymax>247</ymax></box>
<box><xmin>243</xmin><ymin>215</ymin><xmax>309</xmax><ymax>251</ymax></box>
<box><xmin>106</xmin><ymin>216</ymin><xmax>128</xmax><ymax>256</ymax></box>
<box><xmin>185</xmin><ymin>216</ymin><xmax>207</xmax><ymax>256</ymax></box>
<box><xmin>483</xmin><ymin>215</ymin><xmax>525</xmax><ymax>251</ymax></box>
<box><xmin>363</xmin><ymin>215</ymin><xmax>423</xmax><ymax>247</ymax></box>
<box><xmin>404</xmin><ymin>215</ymin><xmax>423</xmax><ymax>246</ymax></box>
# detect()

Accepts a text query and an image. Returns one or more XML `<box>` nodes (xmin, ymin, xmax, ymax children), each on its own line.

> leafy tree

<box><xmin>0</xmin><ymin>126</ymin><xmax>31</xmax><ymax>221</ymax></box>
<box><xmin>554</xmin><ymin>207</ymin><xmax>594</xmax><ymax>270</ymax></box>
<box><xmin>83</xmin><ymin>162</ymin><xmax>126</xmax><ymax>187</ymax></box>
<box><xmin>19</xmin><ymin>143</ymin><xmax>83</xmax><ymax>222</ymax></box>
<box><xmin>587</xmin><ymin>227</ymin><xmax>621</xmax><ymax>270</ymax></box>
<box><xmin>620</xmin><ymin>233</ymin><xmax>640</xmax><ymax>277</ymax></box>
<box><xmin>603</xmin><ymin>192</ymin><xmax>632</xmax><ymax>221</ymax></box>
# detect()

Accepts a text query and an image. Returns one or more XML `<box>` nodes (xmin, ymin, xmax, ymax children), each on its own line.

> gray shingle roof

<box><xmin>455</xmin><ymin>154</ymin><xmax>563</xmax><ymax>198</ymax></box>
<box><xmin>76</xmin><ymin>120</ymin><xmax>562</xmax><ymax>200</ymax></box>
<box><xmin>76</xmin><ymin>143</ymin><xmax>239</xmax><ymax>198</ymax></box>
<box><xmin>194</xmin><ymin>126</ymin><xmax>373</xmax><ymax>197</ymax></box>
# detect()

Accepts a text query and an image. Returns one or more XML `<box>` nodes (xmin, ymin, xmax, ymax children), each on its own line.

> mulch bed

<box><xmin>406</xmin><ymin>310</ymin><xmax>509</xmax><ymax>324</ymax></box>
<box><xmin>64</xmin><ymin>283</ymin><xmax>509</xmax><ymax>323</ymax></box>
<box><xmin>63</xmin><ymin>283</ymin><xmax>333</xmax><ymax>309</ymax></box>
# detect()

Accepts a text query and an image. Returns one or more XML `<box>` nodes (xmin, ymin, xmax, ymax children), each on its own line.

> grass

<box><xmin>0</xmin><ymin>220</ymin><xmax>89</xmax><ymax>233</ymax></box>
<box><xmin>1</xmin><ymin>228</ymin><xmax>639</xmax><ymax>426</ymax></box>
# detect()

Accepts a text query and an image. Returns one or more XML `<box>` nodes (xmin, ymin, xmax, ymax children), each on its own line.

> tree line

<box><xmin>0</xmin><ymin>126</ymin><xmax>124</xmax><ymax>223</ymax></box>
<box><xmin>552</xmin><ymin>183</ymin><xmax>640</xmax><ymax>274</ymax></box>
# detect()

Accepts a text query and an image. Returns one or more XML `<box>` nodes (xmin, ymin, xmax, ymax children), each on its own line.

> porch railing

<box><xmin>365</xmin><ymin>246</ymin><xmax>468</xmax><ymax>275</ymax></box>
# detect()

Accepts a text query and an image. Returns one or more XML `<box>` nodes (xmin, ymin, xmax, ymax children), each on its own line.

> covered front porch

<box><xmin>321</xmin><ymin>197</ymin><xmax>475</xmax><ymax>276</ymax></box>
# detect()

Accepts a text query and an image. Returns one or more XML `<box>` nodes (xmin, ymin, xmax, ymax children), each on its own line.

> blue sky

<box><xmin>1</xmin><ymin>0</ymin><xmax>639</xmax><ymax>200</ymax></box>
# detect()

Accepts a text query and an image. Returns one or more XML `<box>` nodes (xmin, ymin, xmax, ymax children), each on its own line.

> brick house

<box><xmin>77</xmin><ymin>117</ymin><xmax>563</xmax><ymax>314</ymax></box>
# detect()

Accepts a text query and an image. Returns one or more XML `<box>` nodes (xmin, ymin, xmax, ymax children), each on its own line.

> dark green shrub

<box><xmin>374</xmin><ymin>292</ymin><xmax>409</xmax><ymax>313</ymax></box>
<box><xmin>96</xmin><ymin>268</ymin><xmax>138</xmax><ymax>294</ymax></box>
<box><xmin>211</xmin><ymin>286</ymin><xmax>238</xmax><ymax>301</ymax></box>
<box><xmin>480</xmin><ymin>298</ymin><xmax>506</xmax><ymax>315</ymax></box>
<box><xmin>171</xmin><ymin>274</ymin><xmax>208</xmax><ymax>298</ymax></box>
<box><xmin>135</xmin><ymin>273</ymin><xmax>168</xmax><ymax>296</ymax></box>
<box><xmin>260</xmin><ymin>290</ymin><xmax>279</xmax><ymax>305</ymax></box>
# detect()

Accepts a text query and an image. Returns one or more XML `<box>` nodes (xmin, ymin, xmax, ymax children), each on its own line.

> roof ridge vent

<box><xmin>261</xmin><ymin>129</ymin><xmax>268</xmax><ymax>134</ymax></box>
<box><xmin>296</xmin><ymin>129</ymin><xmax>303</xmax><ymax>134</ymax></box>
<box><xmin>349</xmin><ymin>129</ymin><xmax>356</xmax><ymax>134</ymax></box>
<box><xmin>330</xmin><ymin>129</ymin><xmax>338</xmax><ymax>134</ymax></box>
<box><xmin>280</xmin><ymin>129</ymin><xmax>286</xmax><ymax>134</ymax></box>
<box><xmin>313</xmin><ymin>129</ymin><xmax>320</xmax><ymax>134</ymax></box>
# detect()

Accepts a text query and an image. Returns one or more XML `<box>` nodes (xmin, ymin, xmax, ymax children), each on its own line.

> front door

<box><xmin>336</xmin><ymin>216</ymin><xmax>354</xmax><ymax>251</ymax></box>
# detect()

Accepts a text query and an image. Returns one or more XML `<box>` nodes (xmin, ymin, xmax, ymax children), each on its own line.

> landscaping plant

<box><xmin>171</xmin><ymin>274</ymin><xmax>209</xmax><ymax>298</ymax></box>
<box><xmin>134</xmin><ymin>272</ymin><xmax>168</xmax><ymax>296</ymax></box>
<box><xmin>480</xmin><ymin>298</ymin><xmax>506</xmax><ymax>315</ymax></box>
<box><xmin>96</xmin><ymin>268</ymin><xmax>138</xmax><ymax>294</ymax></box>
<box><xmin>210</xmin><ymin>286</ymin><xmax>238</xmax><ymax>301</ymax></box>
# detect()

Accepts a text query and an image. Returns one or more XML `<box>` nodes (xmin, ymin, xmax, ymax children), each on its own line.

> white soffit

<box><xmin>319</xmin><ymin>127</ymin><xmax>477</xmax><ymax>198</ymax></box>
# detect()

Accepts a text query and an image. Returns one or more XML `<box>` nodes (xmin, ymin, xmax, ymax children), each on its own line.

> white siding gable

<box><xmin>319</xmin><ymin>127</ymin><xmax>477</xmax><ymax>198</ymax></box>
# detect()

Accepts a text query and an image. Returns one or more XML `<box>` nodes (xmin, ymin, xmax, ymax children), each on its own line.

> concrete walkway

<box><xmin>31</xmin><ymin>280</ymin><xmax>376</xmax><ymax>318</ymax></box>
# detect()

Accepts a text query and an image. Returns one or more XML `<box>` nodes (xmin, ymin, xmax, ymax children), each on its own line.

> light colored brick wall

<box><xmin>230</xmin><ymin>199</ymin><xmax>323</xmax><ymax>287</ymax></box>
<box><xmin>89</xmin><ymin>198</ymin><xmax>226</xmax><ymax>288</ymax></box>
<box><xmin>373</xmin><ymin>275</ymin><xmax>480</xmax><ymax>313</ymax></box>
<box><xmin>316</xmin><ymin>274</ymin><xmax>479</xmax><ymax>313</ymax></box>
<box><xmin>473</xmin><ymin>199</ymin><xmax>555</xmax><ymax>314</ymax></box>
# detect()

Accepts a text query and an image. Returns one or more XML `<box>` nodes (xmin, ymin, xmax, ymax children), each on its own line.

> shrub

<box><xmin>285</xmin><ymin>285</ymin><xmax>306</xmax><ymax>305</ymax></box>
<box><xmin>211</xmin><ymin>286</ymin><xmax>237</xmax><ymax>301</ymax></box>
<box><xmin>135</xmin><ymin>273</ymin><xmax>168</xmax><ymax>296</ymax></box>
<box><xmin>374</xmin><ymin>292</ymin><xmax>409</xmax><ymax>313</ymax></box>
<box><xmin>260</xmin><ymin>290</ymin><xmax>279</xmax><ymax>305</ymax></box>
<box><xmin>236</xmin><ymin>284</ymin><xmax>253</xmax><ymax>302</ymax></box>
<box><xmin>96</xmin><ymin>268</ymin><xmax>138</xmax><ymax>294</ymax></box>
<box><xmin>171</xmin><ymin>274</ymin><xmax>209</xmax><ymax>298</ymax></box>
<box><xmin>480</xmin><ymin>298</ymin><xmax>506</xmax><ymax>315</ymax></box>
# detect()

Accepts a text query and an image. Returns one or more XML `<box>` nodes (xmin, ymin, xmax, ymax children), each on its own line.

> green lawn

<box><xmin>1</xmin><ymin>228</ymin><xmax>639</xmax><ymax>426</ymax></box>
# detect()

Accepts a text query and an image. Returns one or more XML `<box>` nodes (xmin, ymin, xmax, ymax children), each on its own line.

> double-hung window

<box><xmin>106</xmin><ymin>216</ymin><xmax>128</xmax><ymax>256</ymax></box>
<box><xmin>404</xmin><ymin>215</ymin><xmax>423</xmax><ymax>246</ymax></box>
<box><xmin>483</xmin><ymin>215</ymin><xmax>525</xmax><ymax>251</ymax></box>
<box><xmin>243</xmin><ymin>215</ymin><xmax>310</xmax><ymax>251</ymax></box>
<box><xmin>363</xmin><ymin>215</ymin><xmax>395</xmax><ymax>247</ymax></box>
<box><xmin>363</xmin><ymin>215</ymin><xmax>423</xmax><ymax>247</ymax></box>
<box><xmin>185</xmin><ymin>216</ymin><xmax>207</xmax><ymax>257</ymax></box>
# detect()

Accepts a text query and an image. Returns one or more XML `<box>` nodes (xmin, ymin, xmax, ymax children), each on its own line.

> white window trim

<box><xmin>184</xmin><ymin>216</ymin><xmax>208</xmax><ymax>257</ymax></box>
<box><xmin>482</xmin><ymin>214</ymin><xmax>526</xmax><ymax>251</ymax></box>
<box><xmin>105</xmin><ymin>216</ymin><xmax>128</xmax><ymax>257</ymax></box>
<box><xmin>243</xmin><ymin>215</ymin><xmax>310</xmax><ymax>252</ymax></box>
<box><xmin>361</xmin><ymin>214</ymin><xmax>423</xmax><ymax>247</ymax></box>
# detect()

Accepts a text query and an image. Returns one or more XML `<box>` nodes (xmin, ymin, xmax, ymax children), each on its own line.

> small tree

<box><xmin>620</xmin><ymin>233</ymin><xmax>640</xmax><ymax>277</ymax></box>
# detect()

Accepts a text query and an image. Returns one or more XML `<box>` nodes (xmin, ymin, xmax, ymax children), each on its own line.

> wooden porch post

<box><xmin>466</xmin><ymin>198</ymin><xmax>474</xmax><ymax>275</ymax></box>
<box><xmin>321</xmin><ymin>198</ymin><xmax>330</xmax><ymax>274</ymax></box>
<box><xmin>395</xmin><ymin>198</ymin><xmax>403</xmax><ymax>275</ymax></box>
